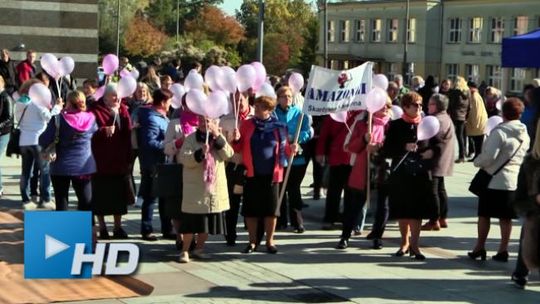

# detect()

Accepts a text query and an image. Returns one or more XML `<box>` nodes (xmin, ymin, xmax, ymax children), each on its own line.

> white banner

<box><xmin>302</xmin><ymin>62</ymin><xmax>373</xmax><ymax>115</ymax></box>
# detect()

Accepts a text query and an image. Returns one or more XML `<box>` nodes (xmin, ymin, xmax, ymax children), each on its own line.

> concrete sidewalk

<box><xmin>1</xmin><ymin>155</ymin><xmax>539</xmax><ymax>304</ymax></box>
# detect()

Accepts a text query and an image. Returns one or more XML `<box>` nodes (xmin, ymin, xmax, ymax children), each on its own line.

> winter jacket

<box><xmin>0</xmin><ymin>59</ymin><xmax>17</xmax><ymax>92</ymax></box>
<box><xmin>466</xmin><ymin>91</ymin><xmax>488</xmax><ymax>136</ymax></box>
<box><xmin>180</xmin><ymin>131</ymin><xmax>233</xmax><ymax>214</ymax></box>
<box><xmin>474</xmin><ymin>120</ymin><xmax>530</xmax><ymax>190</ymax></box>
<box><xmin>316</xmin><ymin>114</ymin><xmax>357</xmax><ymax>166</ymax></box>
<box><xmin>40</xmin><ymin>111</ymin><xmax>98</xmax><ymax>176</ymax></box>
<box><xmin>15</xmin><ymin>95</ymin><xmax>61</xmax><ymax>146</ymax></box>
<box><xmin>15</xmin><ymin>60</ymin><xmax>35</xmax><ymax>86</ymax></box>
<box><xmin>448</xmin><ymin>89</ymin><xmax>470</xmax><ymax>122</ymax></box>
<box><xmin>0</xmin><ymin>90</ymin><xmax>13</xmax><ymax>135</ymax></box>
<box><xmin>126</xmin><ymin>98</ymin><xmax>151</xmax><ymax>149</ymax></box>
<box><xmin>431</xmin><ymin>111</ymin><xmax>455</xmax><ymax>177</ymax></box>
<box><xmin>274</xmin><ymin>105</ymin><xmax>312</xmax><ymax>166</ymax></box>
<box><xmin>137</xmin><ymin>106</ymin><xmax>169</xmax><ymax>170</ymax></box>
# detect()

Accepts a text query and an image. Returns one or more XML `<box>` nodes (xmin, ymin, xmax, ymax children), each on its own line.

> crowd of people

<box><xmin>0</xmin><ymin>50</ymin><xmax>539</xmax><ymax>287</ymax></box>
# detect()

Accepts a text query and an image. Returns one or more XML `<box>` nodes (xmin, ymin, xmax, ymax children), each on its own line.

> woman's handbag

<box><xmin>6</xmin><ymin>105</ymin><xmax>28</xmax><ymax>157</ymax></box>
<box><xmin>152</xmin><ymin>160</ymin><xmax>183</xmax><ymax>198</ymax></box>
<box><xmin>469</xmin><ymin>139</ymin><xmax>523</xmax><ymax>196</ymax></box>
<box><xmin>41</xmin><ymin>116</ymin><xmax>60</xmax><ymax>162</ymax></box>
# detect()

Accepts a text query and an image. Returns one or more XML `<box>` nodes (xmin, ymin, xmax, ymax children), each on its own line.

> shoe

<box><xmin>176</xmin><ymin>240</ymin><xmax>183</xmax><ymax>251</ymax></box>
<box><xmin>511</xmin><ymin>274</ymin><xmax>527</xmax><ymax>289</ymax></box>
<box><xmin>191</xmin><ymin>249</ymin><xmax>210</xmax><ymax>260</ymax></box>
<box><xmin>366</xmin><ymin>232</ymin><xmax>376</xmax><ymax>240</ymax></box>
<box><xmin>178</xmin><ymin>251</ymin><xmax>190</xmax><ymax>263</ymax></box>
<box><xmin>322</xmin><ymin>223</ymin><xmax>341</xmax><ymax>230</ymax></box>
<box><xmin>0</xmin><ymin>189</ymin><xmax>3</xmax><ymax>198</ymax></box>
<box><xmin>42</xmin><ymin>201</ymin><xmax>56</xmax><ymax>210</ymax></box>
<box><xmin>336</xmin><ymin>238</ymin><xmax>348</xmax><ymax>249</ymax></box>
<box><xmin>467</xmin><ymin>249</ymin><xmax>487</xmax><ymax>261</ymax></box>
<box><xmin>353</xmin><ymin>229</ymin><xmax>362</xmax><ymax>236</ymax></box>
<box><xmin>293</xmin><ymin>226</ymin><xmax>305</xmax><ymax>234</ymax></box>
<box><xmin>242</xmin><ymin>244</ymin><xmax>257</xmax><ymax>254</ymax></box>
<box><xmin>226</xmin><ymin>239</ymin><xmax>236</xmax><ymax>247</ymax></box>
<box><xmin>455</xmin><ymin>158</ymin><xmax>465</xmax><ymax>163</ymax></box>
<box><xmin>410</xmin><ymin>250</ymin><xmax>426</xmax><ymax>260</ymax></box>
<box><xmin>309</xmin><ymin>183</ymin><xmax>315</xmax><ymax>188</ymax></box>
<box><xmin>99</xmin><ymin>229</ymin><xmax>110</xmax><ymax>240</ymax></box>
<box><xmin>142</xmin><ymin>234</ymin><xmax>158</xmax><ymax>241</ymax></box>
<box><xmin>23</xmin><ymin>201</ymin><xmax>38</xmax><ymax>210</ymax></box>
<box><xmin>266</xmin><ymin>245</ymin><xmax>278</xmax><ymax>254</ymax></box>
<box><xmin>492</xmin><ymin>251</ymin><xmax>509</xmax><ymax>262</ymax></box>
<box><xmin>162</xmin><ymin>233</ymin><xmax>177</xmax><ymax>240</ymax></box>
<box><xmin>372</xmin><ymin>239</ymin><xmax>383</xmax><ymax>250</ymax></box>
<box><xmin>112</xmin><ymin>227</ymin><xmax>128</xmax><ymax>239</ymax></box>
<box><xmin>134</xmin><ymin>196</ymin><xmax>143</xmax><ymax>208</ymax></box>
<box><xmin>395</xmin><ymin>248</ymin><xmax>409</xmax><ymax>257</ymax></box>
<box><xmin>31</xmin><ymin>195</ymin><xmax>39</xmax><ymax>203</ymax></box>
<box><xmin>421</xmin><ymin>221</ymin><xmax>441</xmax><ymax>231</ymax></box>
<box><xmin>438</xmin><ymin>218</ymin><xmax>448</xmax><ymax>228</ymax></box>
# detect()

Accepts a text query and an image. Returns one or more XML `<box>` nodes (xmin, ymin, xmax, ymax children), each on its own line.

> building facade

<box><xmin>0</xmin><ymin>0</ymin><xmax>99</xmax><ymax>82</ymax></box>
<box><xmin>320</xmin><ymin>0</ymin><xmax>540</xmax><ymax>93</ymax></box>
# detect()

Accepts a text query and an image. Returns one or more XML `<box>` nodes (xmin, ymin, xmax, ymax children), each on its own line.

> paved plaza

<box><xmin>1</xmin><ymin>155</ymin><xmax>539</xmax><ymax>303</ymax></box>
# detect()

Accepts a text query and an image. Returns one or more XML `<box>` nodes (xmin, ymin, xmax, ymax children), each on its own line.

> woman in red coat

<box><xmin>90</xmin><ymin>84</ymin><xmax>133</xmax><ymax>239</ymax></box>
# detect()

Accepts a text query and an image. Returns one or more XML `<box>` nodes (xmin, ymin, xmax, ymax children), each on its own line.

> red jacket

<box><xmin>16</xmin><ymin>60</ymin><xmax>35</xmax><ymax>86</ymax></box>
<box><xmin>316</xmin><ymin>114</ymin><xmax>358</xmax><ymax>166</ymax></box>
<box><xmin>233</xmin><ymin>118</ymin><xmax>290</xmax><ymax>183</ymax></box>
<box><xmin>345</xmin><ymin>120</ymin><xmax>369</xmax><ymax>190</ymax></box>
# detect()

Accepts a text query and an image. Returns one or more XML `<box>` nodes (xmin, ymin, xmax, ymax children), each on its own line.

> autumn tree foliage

<box><xmin>185</xmin><ymin>5</ymin><xmax>245</xmax><ymax>47</ymax></box>
<box><xmin>123</xmin><ymin>16</ymin><xmax>168</xmax><ymax>57</ymax></box>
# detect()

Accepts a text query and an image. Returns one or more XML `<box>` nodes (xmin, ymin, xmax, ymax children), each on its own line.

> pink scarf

<box><xmin>203</xmin><ymin>152</ymin><xmax>216</xmax><ymax>193</ymax></box>
<box><xmin>371</xmin><ymin>115</ymin><xmax>389</xmax><ymax>144</ymax></box>
<box><xmin>180</xmin><ymin>110</ymin><xmax>199</xmax><ymax>136</ymax></box>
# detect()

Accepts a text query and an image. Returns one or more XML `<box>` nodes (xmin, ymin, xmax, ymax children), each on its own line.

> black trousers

<box><xmin>340</xmin><ymin>188</ymin><xmax>367</xmax><ymax>240</ymax></box>
<box><xmin>278</xmin><ymin>164</ymin><xmax>308</xmax><ymax>228</ymax></box>
<box><xmin>430</xmin><ymin>176</ymin><xmax>448</xmax><ymax>221</ymax></box>
<box><xmin>51</xmin><ymin>175</ymin><xmax>92</xmax><ymax>212</ymax></box>
<box><xmin>324</xmin><ymin>165</ymin><xmax>352</xmax><ymax>223</ymax></box>
<box><xmin>224</xmin><ymin>163</ymin><xmax>243</xmax><ymax>243</ymax></box>
<box><xmin>454</xmin><ymin>120</ymin><xmax>466</xmax><ymax>159</ymax></box>
<box><xmin>469</xmin><ymin>135</ymin><xmax>484</xmax><ymax>160</ymax></box>
<box><xmin>371</xmin><ymin>183</ymin><xmax>390</xmax><ymax>239</ymax></box>
<box><xmin>513</xmin><ymin>226</ymin><xmax>530</xmax><ymax>277</ymax></box>
<box><xmin>306</xmin><ymin>138</ymin><xmax>323</xmax><ymax>194</ymax></box>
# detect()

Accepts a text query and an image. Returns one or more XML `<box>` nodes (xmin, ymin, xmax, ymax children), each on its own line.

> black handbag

<box><xmin>469</xmin><ymin>139</ymin><xmax>523</xmax><ymax>196</ymax></box>
<box><xmin>6</xmin><ymin>105</ymin><xmax>28</xmax><ymax>157</ymax></box>
<box><xmin>152</xmin><ymin>162</ymin><xmax>183</xmax><ymax>198</ymax></box>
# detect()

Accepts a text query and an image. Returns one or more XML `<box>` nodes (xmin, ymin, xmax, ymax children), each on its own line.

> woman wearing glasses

<box><xmin>382</xmin><ymin>92</ymin><xmax>439</xmax><ymax>260</ymax></box>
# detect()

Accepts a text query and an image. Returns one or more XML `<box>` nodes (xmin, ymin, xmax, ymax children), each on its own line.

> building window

<box><xmin>468</xmin><ymin>17</ymin><xmax>483</xmax><ymax>43</ymax></box>
<box><xmin>513</xmin><ymin>16</ymin><xmax>528</xmax><ymax>36</ymax></box>
<box><xmin>328</xmin><ymin>20</ymin><xmax>335</xmax><ymax>43</ymax></box>
<box><xmin>486</xmin><ymin>65</ymin><xmax>502</xmax><ymax>88</ymax></box>
<box><xmin>339</xmin><ymin>20</ymin><xmax>350</xmax><ymax>42</ymax></box>
<box><xmin>490</xmin><ymin>17</ymin><xmax>504</xmax><ymax>43</ymax></box>
<box><xmin>387</xmin><ymin>63</ymin><xmax>398</xmax><ymax>80</ymax></box>
<box><xmin>355</xmin><ymin>19</ymin><xmax>366</xmax><ymax>42</ymax></box>
<box><xmin>446</xmin><ymin>64</ymin><xmax>459</xmax><ymax>81</ymax></box>
<box><xmin>387</xmin><ymin>18</ymin><xmax>399</xmax><ymax>42</ymax></box>
<box><xmin>371</xmin><ymin>19</ymin><xmax>382</xmax><ymax>42</ymax></box>
<box><xmin>510</xmin><ymin>68</ymin><xmax>526</xmax><ymax>92</ymax></box>
<box><xmin>465</xmin><ymin>64</ymin><xmax>480</xmax><ymax>83</ymax></box>
<box><xmin>448</xmin><ymin>18</ymin><xmax>462</xmax><ymax>43</ymax></box>
<box><xmin>330</xmin><ymin>60</ymin><xmax>338</xmax><ymax>70</ymax></box>
<box><xmin>343</xmin><ymin>60</ymin><xmax>350</xmax><ymax>70</ymax></box>
<box><xmin>407</xmin><ymin>18</ymin><xmax>416</xmax><ymax>43</ymax></box>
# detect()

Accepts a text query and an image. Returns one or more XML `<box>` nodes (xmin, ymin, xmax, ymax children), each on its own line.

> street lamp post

<box><xmin>116</xmin><ymin>0</ymin><xmax>120</xmax><ymax>58</ymax></box>
<box><xmin>176</xmin><ymin>0</ymin><xmax>180</xmax><ymax>44</ymax></box>
<box><xmin>257</xmin><ymin>0</ymin><xmax>265</xmax><ymax>63</ymax></box>
<box><xmin>319</xmin><ymin>0</ymin><xmax>328</xmax><ymax>68</ymax></box>
<box><xmin>402</xmin><ymin>0</ymin><xmax>410</xmax><ymax>83</ymax></box>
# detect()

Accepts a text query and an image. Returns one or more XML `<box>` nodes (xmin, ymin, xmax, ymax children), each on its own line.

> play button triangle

<box><xmin>45</xmin><ymin>234</ymin><xmax>70</xmax><ymax>259</ymax></box>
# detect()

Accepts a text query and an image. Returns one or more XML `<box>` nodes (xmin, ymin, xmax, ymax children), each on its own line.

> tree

<box><xmin>185</xmin><ymin>5</ymin><xmax>245</xmax><ymax>47</ymax></box>
<box><xmin>124</xmin><ymin>16</ymin><xmax>169</xmax><ymax>57</ymax></box>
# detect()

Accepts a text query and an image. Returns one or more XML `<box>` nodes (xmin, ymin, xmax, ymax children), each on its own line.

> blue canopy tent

<box><xmin>502</xmin><ymin>28</ymin><xmax>540</xmax><ymax>68</ymax></box>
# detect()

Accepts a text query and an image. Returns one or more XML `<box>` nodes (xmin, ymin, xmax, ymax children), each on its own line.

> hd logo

<box><xmin>24</xmin><ymin>211</ymin><xmax>139</xmax><ymax>279</ymax></box>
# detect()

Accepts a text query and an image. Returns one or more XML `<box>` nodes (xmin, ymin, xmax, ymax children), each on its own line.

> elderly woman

<box><xmin>40</xmin><ymin>91</ymin><xmax>97</xmax><ymax>211</ymax></box>
<box><xmin>91</xmin><ymin>84</ymin><xmax>132</xmax><ymax>239</ymax></box>
<box><xmin>178</xmin><ymin>115</ymin><xmax>234</xmax><ymax>263</ymax></box>
<box><xmin>233</xmin><ymin>96</ymin><xmax>297</xmax><ymax>254</ymax></box>
<box><xmin>448</xmin><ymin>76</ymin><xmax>470</xmax><ymax>163</ymax></box>
<box><xmin>468</xmin><ymin>98</ymin><xmax>530</xmax><ymax>262</ymax></box>
<box><xmin>466</xmin><ymin>82</ymin><xmax>488</xmax><ymax>161</ymax></box>
<box><xmin>275</xmin><ymin>86</ymin><xmax>312</xmax><ymax>233</ymax></box>
<box><xmin>422</xmin><ymin>94</ymin><xmax>455</xmax><ymax>231</ymax></box>
<box><xmin>485</xmin><ymin>86</ymin><xmax>503</xmax><ymax>118</ymax></box>
<box><xmin>382</xmin><ymin>92</ymin><xmax>439</xmax><ymax>260</ymax></box>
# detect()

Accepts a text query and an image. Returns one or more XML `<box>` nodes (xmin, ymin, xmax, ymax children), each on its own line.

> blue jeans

<box><xmin>20</xmin><ymin>145</ymin><xmax>51</xmax><ymax>203</ymax></box>
<box><xmin>0</xmin><ymin>133</ymin><xmax>10</xmax><ymax>191</ymax></box>
<box><xmin>139</xmin><ymin>168</ymin><xmax>172</xmax><ymax>236</ymax></box>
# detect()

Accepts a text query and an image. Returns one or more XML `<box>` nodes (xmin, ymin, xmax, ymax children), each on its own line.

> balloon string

<box><xmin>233</xmin><ymin>93</ymin><xmax>239</xmax><ymax>130</ymax></box>
<box><xmin>205</xmin><ymin>120</ymin><xmax>209</xmax><ymax>146</ymax></box>
<box><xmin>55</xmin><ymin>79</ymin><xmax>61</xmax><ymax>105</ymax></box>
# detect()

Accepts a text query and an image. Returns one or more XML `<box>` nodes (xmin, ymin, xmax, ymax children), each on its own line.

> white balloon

<box><xmin>204</xmin><ymin>65</ymin><xmax>224</xmax><ymax>92</ymax></box>
<box><xmin>365</xmin><ymin>87</ymin><xmax>388</xmax><ymax>113</ymax></box>
<box><xmin>373</xmin><ymin>74</ymin><xmax>389</xmax><ymax>90</ymax></box>
<box><xmin>206</xmin><ymin>90</ymin><xmax>230</xmax><ymax>118</ymax></box>
<box><xmin>330</xmin><ymin>111</ymin><xmax>347</xmax><ymax>123</ymax></box>
<box><xmin>217</xmin><ymin>66</ymin><xmax>237</xmax><ymax>94</ymax></box>
<box><xmin>184</xmin><ymin>69</ymin><xmax>204</xmax><ymax>91</ymax></box>
<box><xmin>185</xmin><ymin>89</ymin><xmax>207</xmax><ymax>116</ymax></box>
<box><xmin>485</xmin><ymin>115</ymin><xmax>503</xmax><ymax>135</ymax></box>
<box><xmin>117</xmin><ymin>76</ymin><xmax>137</xmax><ymax>99</ymax></box>
<box><xmin>236</xmin><ymin>64</ymin><xmax>256</xmax><ymax>92</ymax></box>
<box><xmin>288</xmin><ymin>72</ymin><xmax>304</xmax><ymax>95</ymax></box>
<box><xmin>255</xmin><ymin>82</ymin><xmax>277</xmax><ymax>99</ymax></box>
<box><xmin>417</xmin><ymin>116</ymin><xmax>440</xmax><ymax>141</ymax></box>
<box><xmin>130</xmin><ymin>69</ymin><xmax>140</xmax><ymax>80</ymax></box>
<box><xmin>58</xmin><ymin>57</ymin><xmax>75</xmax><ymax>76</ymax></box>
<box><xmin>390</xmin><ymin>105</ymin><xmax>403</xmax><ymax>120</ymax></box>
<box><xmin>29</xmin><ymin>83</ymin><xmax>52</xmax><ymax>109</ymax></box>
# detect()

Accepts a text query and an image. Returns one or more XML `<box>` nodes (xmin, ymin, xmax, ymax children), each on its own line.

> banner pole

<box><xmin>366</xmin><ymin>112</ymin><xmax>373</xmax><ymax>210</ymax></box>
<box><xmin>278</xmin><ymin>113</ymin><xmax>304</xmax><ymax>205</ymax></box>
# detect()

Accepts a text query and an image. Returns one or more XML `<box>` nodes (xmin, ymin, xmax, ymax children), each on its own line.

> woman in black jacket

<box><xmin>447</xmin><ymin>76</ymin><xmax>470</xmax><ymax>163</ymax></box>
<box><xmin>0</xmin><ymin>75</ymin><xmax>13</xmax><ymax>197</ymax></box>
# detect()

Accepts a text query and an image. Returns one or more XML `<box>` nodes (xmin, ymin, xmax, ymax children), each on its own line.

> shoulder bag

<box><xmin>6</xmin><ymin>105</ymin><xmax>28</xmax><ymax>157</ymax></box>
<box><xmin>41</xmin><ymin>115</ymin><xmax>61</xmax><ymax>162</ymax></box>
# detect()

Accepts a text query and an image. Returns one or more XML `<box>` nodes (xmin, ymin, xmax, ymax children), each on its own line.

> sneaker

<box><xmin>372</xmin><ymin>239</ymin><xmax>383</xmax><ymax>250</ymax></box>
<box><xmin>511</xmin><ymin>274</ymin><xmax>527</xmax><ymax>289</ymax></box>
<box><xmin>134</xmin><ymin>196</ymin><xmax>143</xmax><ymax>208</ymax></box>
<box><xmin>42</xmin><ymin>201</ymin><xmax>56</xmax><ymax>210</ymax></box>
<box><xmin>99</xmin><ymin>229</ymin><xmax>110</xmax><ymax>240</ymax></box>
<box><xmin>31</xmin><ymin>195</ymin><xmax>39</xmax><ymax>203</ymax></box>
<box><xmin>293</xmin><ymin>226</ymin><xmax>305</xmax><ymax>234</ymax></box>
<box><xmin>336</xmin><ymin>238</ymin><xmax>348</xmax><ymax>249</ymax></box>
<box><xmin>178</xmin><ymin>251</ymin><xmax>190</xmax><ymax>263</ymax></box>
<box><xmin>191</xmin><ymin>249</ymin><xmax>210</xmax><ymax>260</ymax></box>
<box><xmin>23</xmin><ymin>201</ymin><xmax>38</xmax><ymax>210</ymax></box>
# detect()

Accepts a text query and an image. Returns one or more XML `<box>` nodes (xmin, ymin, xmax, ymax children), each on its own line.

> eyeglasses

<box><xmin>410</xmin><ymin>103</ymin><xmax>422</xmax><ymax>108</ymax></box>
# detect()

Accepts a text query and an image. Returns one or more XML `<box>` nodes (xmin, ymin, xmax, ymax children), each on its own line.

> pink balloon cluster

<box><xmin>186</xmin><ymin>89</ymin><xmax>230</xmax><ymax>119</ymax></box>
<box><xmin>40</xmin><ymin>53</ymin><xmax>75</xmax><ymax>80</ymax></box>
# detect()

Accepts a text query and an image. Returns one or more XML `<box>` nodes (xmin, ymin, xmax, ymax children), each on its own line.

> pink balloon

<box><xmin>206</xmin><ymin>90</ymin><xmax>230</xmax><ymax>118</ymax></box>
<box><xmin>366</xmin><ymin>87</ymin><xmax>388</xmax><ymax>113</ymax></box>
<box><xmin>93</xmin><ymin>85</ymin><xmax>105</xmax><ymax>101</ymax></box>
<box><xmin>373</xmin><ymin>74</ymin><xmax>389</xmax><ymax>90</ymax></box>
<box><xmin>236</xmin><ymin>64</ymin><xmax>256</xmax><ymax>92</ymax></box>
<box><xmin>184</xmin><ymin>69</ymin><xmax>204</xmax><ymax>91</ymax></box>
<box><xmin>29</xmin><ymin>83</ymin><xmax>52</xmax><ymax>109</ymax></box>
<box><xmin>186</xmin><ymin>89</ymin><xmax>207</xmax><ymax>116</ymax></box>
<box><xmin>130</xmin><ymin>69</ymin><xmax>139</xmax><ymax>80</ymax></box>
<box><xmin>330</xmin><ymin>111</ymin><xmax>347</xmax><ymax>123</ymax></box>
<box><xmin>217</xmin><ymin>66</ymin><xmax>237</xmax><ymax>94</ymax></box>
<box><xmin>170</xmin><ymin>83</ymin><xmax>186</xmax><ymax>109</ymax></box>
<box><xmin>102</xmin><ymin>54</ymin><xmax>119</xmax><ymax>75</ymax></box>
<box><xmin>40</xmin><ymin>53</ymin><xmax>60</xmax><ymax>79</ymax></box>
<box><xmin>486</xmin><ymin>115</ymin><xmax>503</xmax><ymax>135</ymax></box>
<box><xmin>255</xmin><ymin>82</ymin><xmax>276</xmax><ymax>99</ymax></box>
<box><xmin>417</xmin><ymin>116</ymin><xmax>440</xmax><ymax>141</ymax></box>
<box><xmin>288</xmin><ymin>72</ymin><xmax>304</xmax><ymax>95</ymax></box>
<box><xmin>117</xmin><ymin>76</ymin><xmax>137</xmax><ymax>99</ymax></box>
<box><xmin>58</xmin><ymin>57</ymin><xmax>75</xmax><ymax>77</ymax></box>
<box><xmin>390</xmin><ymin>105</ymin><xmax>403</xmax><ymax>120</ymax></box>
<box><xmin>119</xmin><ymin>69</ymin><xmax>131</xmax><ymax>78</ymax></box>
<box><xmin>204</xmin><ymin>65</ymin><xmax>223</xmax><ymax>92</ymax></box>
<box><xmin>250</xmin><ymin>61</ymin><xmax>266</xmax><ymax>91</ymax></box>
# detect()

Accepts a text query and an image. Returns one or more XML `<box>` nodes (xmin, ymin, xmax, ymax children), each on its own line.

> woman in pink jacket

<box><xmin>336</xmin><ymin>101</ymin><xmax>391</xmax><ymax>249</ymax></box>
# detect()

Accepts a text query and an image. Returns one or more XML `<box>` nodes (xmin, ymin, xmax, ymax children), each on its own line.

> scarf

<box><xmin>180</xmin><ymin>110</ymin><xmax>199</xmax><ymax>136</ymax></box>
<box><xmin>196</xmin><ymin>130</ymin><xmax>217</xmax><ymax>193</ymax></box>
<box><xmin>239</xmin><ymin>106</ymin><xmax>250</xmax><ymax>122</ymax></box>
<box><xmin>371</xmin><ymin>115</ymin><xmax>390</xmax><ymax>144</ymax></box>
<box><xmin>401</xmin><ymin>112</ymin><xmax>421</xmax><ymax>125</ymax></box>
<box><xmin>253</xmin><ymin>116</ymin><xmax>288</xmax><ymax>167</ymax></box>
